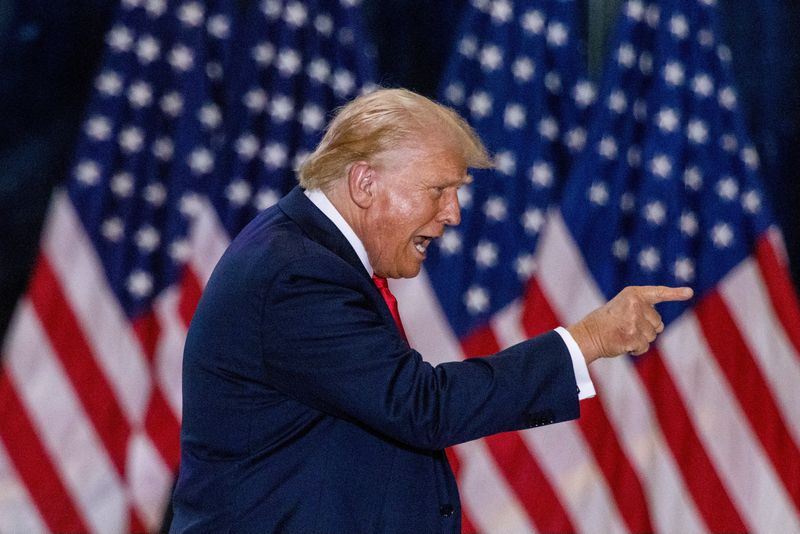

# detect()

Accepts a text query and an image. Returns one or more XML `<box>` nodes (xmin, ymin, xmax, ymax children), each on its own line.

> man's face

<box><xmin>363</xmin><ymin>143</ymin><xmax>469</xmax><ymax>279</ymax></box>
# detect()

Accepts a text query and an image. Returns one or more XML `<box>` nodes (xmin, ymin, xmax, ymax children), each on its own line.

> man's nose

<box><xmin>437</xmin><ymin>189</ymin><xmax>461</xmax><ymax>226</ymax></box>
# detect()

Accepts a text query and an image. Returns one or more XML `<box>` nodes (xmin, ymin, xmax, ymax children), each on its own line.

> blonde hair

<box><xmin>297</xmin><ymin>88</ymin><xmax>492</xmax><ymax>190</ymax></box>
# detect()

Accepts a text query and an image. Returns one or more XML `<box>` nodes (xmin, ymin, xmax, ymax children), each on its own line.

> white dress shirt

<box><xmin>305</xmin><ymin>188</ymin><xmax>596</xmax><ymax>400</ymax></box>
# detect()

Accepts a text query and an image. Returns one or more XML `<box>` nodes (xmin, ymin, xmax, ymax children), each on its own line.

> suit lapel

<box><xmin>278</xmin><ymin>187</ymin><xmax>405</xmax><ymax>341</ymax></box>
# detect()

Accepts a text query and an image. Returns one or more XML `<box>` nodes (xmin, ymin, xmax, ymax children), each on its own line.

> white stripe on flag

<box><xmin>490</xmin><ymin>300</ymin><xmax>526</xmax><ymax>347</ymax></box>
<box><xmin>522</xmin><ymin>422</ymin><xmax>628</xmax><ymax>534</ymax></box>
<box><xmin>43</xmin><ymin>193</ymin><xmax>176</xmax><ymax>526</ymax></box>
<box><xmin>659</xmin><ymin>311</ymin><xmax>800</xmax><ymax>533</ymax></box>
<box><xmin>537</xmin><ymin>212</ymin><xmax>706</xmax><ymax>534</ymax></box>
<box><xmin>489</xmin><ymin>299</ymin><xmax>628</xmax><ymax>534</ymax></box>
<box><xmin>720</xmin><ymin>257</ymin><xmax>800</xmax><ymax>446</ymax></box>
<box><xmin>189</xmin><ymin>199</ymin><xmax>231</xmax><ymax>286</ymax></box>
<box><xmin>126</xmin><ymin>432</ymin><xmax>173</xmax><ymax>530</ymax></box>
<box><xmin>153</xmin><ymin>286</ymin><xmax>187</xmax><ymax>417</ymax></box>
<box><xmin>0</xmin><ymin>438</ymin><xmax>48</xmax><ymax>534</ymax></box>
<box><xmin>43</xmin><ymin>192</ymin><xmax>151</xmax><ymax>425</ymax></box>
<box><xmin>455</xmin><ymin>439</ymin><xmax>536</xmax><ymax>534</ymax></box>
<box><xmin>534</xmin><ymin>210</ymin><xmax>606</xmax><ymax>325</ymax></box>
<box><xmin>588</xmin><ymin>357</ymin><xmax>705</xmax><ymax>533</ymax></box>
<box><xmin>6</xmin><ymin>301</ymin><xmax>127</xmax><ymax>534</ymax></box>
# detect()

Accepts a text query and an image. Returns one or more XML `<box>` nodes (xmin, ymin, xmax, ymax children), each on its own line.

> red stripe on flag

<box><xmin>131</xmin><ymin>310</ymin><xmax>182</xmax><ymax>472</ymax></box>
<box><xmin>484</xmin><ymin>430</ymin><xmax>575</xmax><ymax>533</ymax></box>
<box><xmin>756</xmin><ymin>237</ymin><xmax>800</xmax><ymax>359</ymax></box>
<box><xmin>179</xmin><ymin>267</ymin><xmax>203</xmax><ymax>329</ymax></box>
<box><xmin>522</xmin><ymin>278</ymin><xmax>654</xmax><ymax>533</ymax></box>
<box><xmin>133</xmin><ymin>310</ymin><xmax>162</xmax><ymax>364</ymax></box>
<box><xmin>577</xmin><ymin>397</ymin><xmax>655</xmax><ymax>533</ymax></box>
<box><xmin>696</xmin><ymin>291</ymin><xmax>800</xmax><ymax>511</ymax></box>
<box><xmin>145</xmin><ymin>388</ymin><xmax>182</xmax><ymax>469</ymax></box>
<box><xmin>521</xmin><ymin>278</ymin><xmax>557</xmax><ymax>336</ymax></box>
<box><xmin>460</xmin><ymin>323</ymin><xmax>502</xmax><ymax>359</ymax></box>
<box><xmin>129</xmin><ymin>507</ymin><xmax>147</xmax><ymax>534</ymax></box>
<box><xmin>445</xmin><ymin>448</ymin><xmax>478</xmax><ymax>534</ymax></box>
<box><xmin>0</xmin><ymin>371</ymin><xmax>89</xmax><ymax>533</ymax></box>
<box><xmin>461</xmin><ymin>324</ymin><xmax>574</xmax><ymax>533</ymax></box>
<box><xmin>637</xmin><ymin>348</ymin><xmax>747</xmax><ymax>532</ymax></box>
<box><xmin>28</xmin><ymin>257</ymin><xmax>131</xmax><ymax>477</ymax></box>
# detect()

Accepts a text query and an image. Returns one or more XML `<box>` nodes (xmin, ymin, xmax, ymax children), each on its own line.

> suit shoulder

<box><xmin>210</xmin><ymin>205</ymin><xmax>362</xmax><ymax>290</ymax></box>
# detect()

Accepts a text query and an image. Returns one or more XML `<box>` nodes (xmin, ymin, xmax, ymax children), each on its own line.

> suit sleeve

<box><xmin>260</xmin><ymin>253</ymin><xmax>580</xmax><ymax>450</ymax></box>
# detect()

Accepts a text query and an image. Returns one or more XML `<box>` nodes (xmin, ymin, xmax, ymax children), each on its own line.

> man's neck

<box><xmin>323</xmin><ymin>183</ymin><xmax>363</xmax><ymax>233</ymax></box>
<box><xmin>304</xmin><ymin>187</ymin><xmax>373</xmax><ymax>276</ymax></box>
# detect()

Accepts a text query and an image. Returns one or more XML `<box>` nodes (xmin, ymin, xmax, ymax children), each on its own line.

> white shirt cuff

<box><xmin>554</xmin><ymin>326</ymin><xmax>596</xmax><ymax>400</ymax></box>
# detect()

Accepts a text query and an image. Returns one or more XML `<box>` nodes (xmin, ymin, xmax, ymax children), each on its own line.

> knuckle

<box><xmin>621</xmin><ymin>287</ymin><xmax>635</xmax><ymax>299</ymax></box>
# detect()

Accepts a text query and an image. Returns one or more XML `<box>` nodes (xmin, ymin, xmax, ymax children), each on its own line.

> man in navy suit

<box><xmin>171</xmin><ymin>88</ymin><xmax>691</xmax><ymax>533</ymax></box>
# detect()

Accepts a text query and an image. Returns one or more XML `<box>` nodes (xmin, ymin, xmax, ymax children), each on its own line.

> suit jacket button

<box><xmin>440</xmin><ymin>504</ymin><xmax>455</xmax><ymax>517</ymax></box>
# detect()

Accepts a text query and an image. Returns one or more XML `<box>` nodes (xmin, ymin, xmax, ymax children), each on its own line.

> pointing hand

<box><xmin>567</xmin><ymin>286</ymin><xmax>694</xmax><ymax>364</ymax></box>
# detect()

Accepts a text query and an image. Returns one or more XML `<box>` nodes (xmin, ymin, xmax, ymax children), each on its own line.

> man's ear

<box><xmin>347</xmin><ymin>161</ymin><xmax>374</xmax><ymax>209</ymax></box>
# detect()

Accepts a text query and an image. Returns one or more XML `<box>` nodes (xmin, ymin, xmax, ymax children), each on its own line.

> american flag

<box><xmin>394</xmin><ymin>0</ymin><xmax>800</xmax><ymax>532</ymax></box>
<box><xmin>0</xmin><ymin>0</ymin><xmax>375</xmax><ymax>531</ymax></box>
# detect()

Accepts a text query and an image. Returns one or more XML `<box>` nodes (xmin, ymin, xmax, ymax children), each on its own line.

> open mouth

<box><xmin>413</xmin><ymin>236</ymin><xmax>434</xmax><ymax>255</ymax></box>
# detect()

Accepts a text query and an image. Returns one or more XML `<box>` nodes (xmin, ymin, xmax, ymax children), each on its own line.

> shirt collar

<box><xmin>304</xmin><ymin>188</ymin><xmax>373</xmax><ymax>276</ymax></box>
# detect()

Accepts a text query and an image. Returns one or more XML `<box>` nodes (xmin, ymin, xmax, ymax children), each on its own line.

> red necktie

<box><xmin>372</xmin><ymin>275</ymin><xmax>408</xmax><ymax>342</ymax></box>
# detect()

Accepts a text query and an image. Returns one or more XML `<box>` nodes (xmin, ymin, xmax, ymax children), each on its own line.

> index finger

<box><xmin>639</xmin><ymin>285</ymin><xmax>694</xmax><ymax>304</ymax></box>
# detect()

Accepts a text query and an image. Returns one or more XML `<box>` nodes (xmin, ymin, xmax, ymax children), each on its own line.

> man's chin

<box><xmin>397</xmin><ymin>262</ymin><xmax>423</xmax><ymax>279</ymax></box>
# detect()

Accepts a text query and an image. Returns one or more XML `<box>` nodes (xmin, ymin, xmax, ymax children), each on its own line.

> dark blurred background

<box><xmin>1</xmin><ymin>0</ymin><xmax>798</xmax><ymax>343</ymax></box>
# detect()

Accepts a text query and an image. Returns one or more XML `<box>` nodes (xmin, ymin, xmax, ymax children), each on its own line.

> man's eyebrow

<box><xmin>431</xmin><ymin>175</ymin><xmax>471</xmax><ymax>188</ymax></box>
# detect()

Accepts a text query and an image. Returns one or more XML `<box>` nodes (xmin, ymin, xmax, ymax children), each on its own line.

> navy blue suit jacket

<box><xmin>171</xmin><ymin>186</ymin><xmax>581</xmax><ymax>533</ymax></box>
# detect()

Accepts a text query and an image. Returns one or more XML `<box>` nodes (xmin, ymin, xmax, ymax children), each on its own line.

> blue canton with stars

<box><xmin>561</xmin><ymin>0</ymin><xmax>774</xmax><ymax>326</ymax></box>
<box><xmin>426</xmin><ymin>0</ymin><xmax>594</xmax><ymax>338</ymax></box>
<box><xmin>66</xmin><ymin>0</ymin><xmax>375</xmax><ymax>319</ymax></box>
